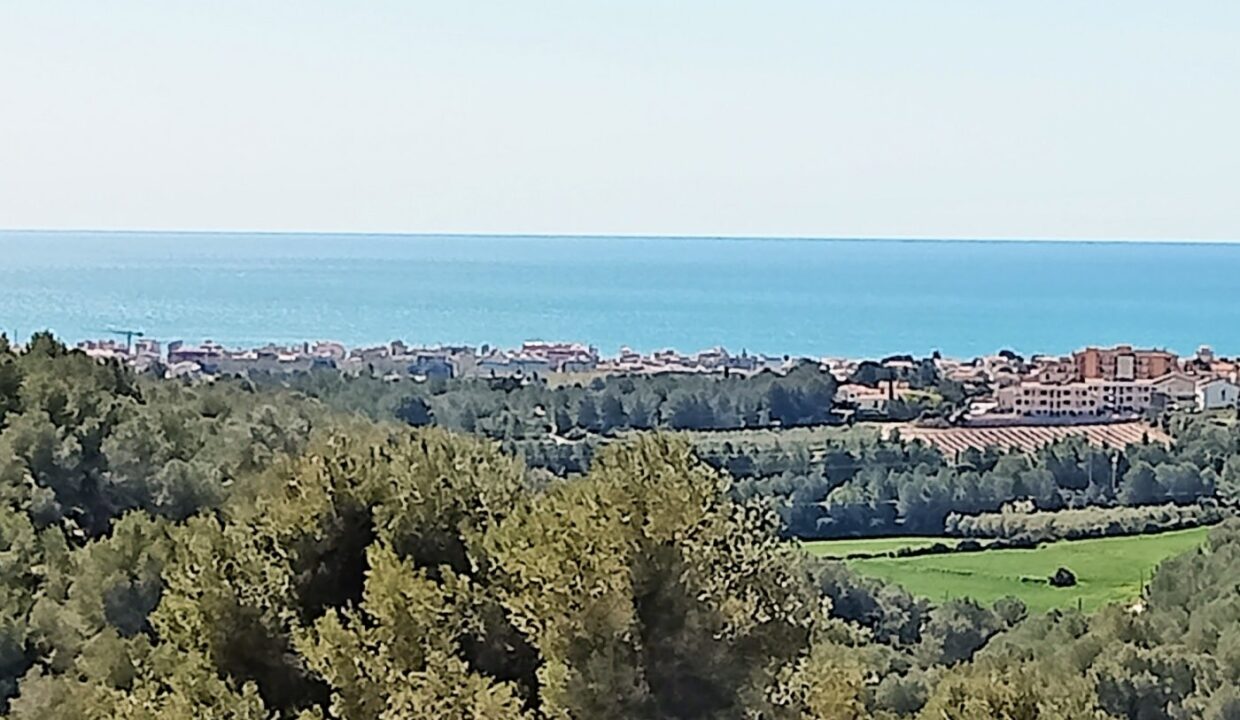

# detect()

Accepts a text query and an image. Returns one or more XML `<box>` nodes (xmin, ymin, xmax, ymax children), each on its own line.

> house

<box><xmin>1027</xmin><ymin>356</ymin><xmax>1076</xmax><ymax>384</ymax></box>
<box><xmin>1150</xmin><ymin>372</ymin><xmax>1199</xmax><ymax>408</ymax></box>
<box><xmin>1196</xmin><ymin>377</ymin><xmax>1240</xmax><ymax>411</ymax></box>
<box><xmin>165</xmin><ymin>361</ymin><xmax>204</xmax><ymax>380</ymax></box>
<box><xmin>167</xmin><ymin>340</ymin><xmax>225</xmax><ymax>365</ymax></box>
<box><xmin>476</xmin><ymin>352</ymin><xmax>554</xmax><ymax>378</ymax></box>
<box><xmin>834</xmin><ymin>380</ymin><xmax>911</xmax><ymax>414</ymax></box>
<box><xmin>1207</xmin><ymin>360</ymin><xmax>1239</xmax><ymax>384</ymax></box>
<box><xmin>134</xmin><ymin>338</ymin><xmax>161</xmax><ymax>357</ymax></box>
<box><xmin>694</xmin><ymin>347</ymin><xmax>730</xmax><ymax>369</ymax></box>
<box><xmin>754</xmin><ymin>354</ymin><xmax>788</xmax><ymax>373</ymax></box>
<box><xmin>408</xmin><ymin>354</ymin><xmax>454</xmax><ymax>379</ymax></box>
<box><xmin>511</xmin><ymin>354</ymin><xmax>555</xmax><ymax>376</ymax></box>
<box><xmin>835</xmin><ymin>384</ymin><xmax>890</xmax><ymax>413</ymax></box>
<box><xmin>560</xmin><ymin>358</ymin><xmax>598</xmax><ymax>373</ymax></box>
<box><xmin>477</xmin><ymin>352</ymin><xmax>518</xmax><ymax>377</ymax></box>
<box><xmin>313</xmin><ymin>341</ymin><xmax>349</xmax><ymax>361</ymax></box>
<box><xmin>882</xmin><ymin>358</ymin><xmax>917</xmax><ymax>372</ymax></box>
<box><xmin>520</xmin><ymin>341</ymin><xmax>598</xmax><ymax>371</ymax></box>
<box><xmin>438</xmin><ymin>346</ymin><xmax>478</xmax><ymax>376</ymax></box>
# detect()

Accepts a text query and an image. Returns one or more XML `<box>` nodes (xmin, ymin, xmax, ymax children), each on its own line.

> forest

<box><xmin>254</xmin><ymin>366</ymin><xmax>1239</xmax><ymax>540</ymax></box>
<box><xmin>3</xmin><ymin>335</ymin><xmax>1240</xmax><ymax>718</ymax></box>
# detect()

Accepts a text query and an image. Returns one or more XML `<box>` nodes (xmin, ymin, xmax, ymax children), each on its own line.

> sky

<box><xmin>2</xmin><ymin>1</ymin><xmax>1239</xmax><ymax>240</ymax></box>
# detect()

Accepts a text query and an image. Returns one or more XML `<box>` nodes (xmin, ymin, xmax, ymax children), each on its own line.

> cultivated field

<box><xmin>677</xmin><ymin>420</ymin><xmax>1170</xmax><ymax>459</ymax></box>
<box><xmin>893</xmin><ymin>421</ymin><xmax>1171</xmax><ymax>455</ymax></box>
<box><xmin>816</xmin><ymin>527</ymin><xmax>1210</xmax><ymax>613</ymax></box>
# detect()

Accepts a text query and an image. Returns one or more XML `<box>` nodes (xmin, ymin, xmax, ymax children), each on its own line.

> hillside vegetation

<box><xmin>4</xmin><ymin>335</ymin><xmax>1240</xmax><ymax>718</ymax></box>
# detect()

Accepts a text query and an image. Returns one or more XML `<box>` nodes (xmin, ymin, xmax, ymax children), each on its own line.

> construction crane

<box><xmin>108</xmin><ymin>328</ymin><xmax>145</xmax><ymax>353</ymax></box>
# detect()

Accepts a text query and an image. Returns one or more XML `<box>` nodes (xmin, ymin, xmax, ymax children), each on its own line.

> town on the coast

<box><xmin>74</xmin><ymin>335</ymin><xmax>1240</xmax><ymax>425</ymax></box>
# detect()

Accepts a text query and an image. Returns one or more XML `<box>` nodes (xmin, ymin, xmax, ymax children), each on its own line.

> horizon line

<box><xmin>2</xmin><ymin>227</ymin><xmax>1240</xmax><ymax>246</ymax></box>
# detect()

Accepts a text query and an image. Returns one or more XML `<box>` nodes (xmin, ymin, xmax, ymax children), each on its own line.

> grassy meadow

<box><xmin>808</xmin><ymin>527</ymin><xmax>1211</xmax><ymax>613</ymax></box>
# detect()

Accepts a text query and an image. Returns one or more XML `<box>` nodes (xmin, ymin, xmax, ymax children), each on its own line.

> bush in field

<box><xmin>1049</xmin><ymin>567</ymin><xmax>1077</xmax><ymax>587</ymax></box>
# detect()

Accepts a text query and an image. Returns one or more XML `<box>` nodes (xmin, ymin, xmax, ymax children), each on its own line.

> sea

<box><xmin>2</xmin><ymin>231</ymin><xmax>1239</xmax><ymax>359</ymax></box>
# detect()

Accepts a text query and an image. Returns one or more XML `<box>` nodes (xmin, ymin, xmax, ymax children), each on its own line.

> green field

<box><xmin>814</xmin><ymin>527</ymin><xmax>1210</xmax><ymax>613</ymax></box>
<box><xmin>802</xmin><ymin>536</ymin><xmax>959</xmax><ymax>559</ymax></box>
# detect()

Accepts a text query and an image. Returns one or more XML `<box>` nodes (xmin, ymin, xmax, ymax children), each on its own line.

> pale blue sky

<box><xmin>2</xmin><ymin>1</ymin><xmax>1238</xmax><ymax>239</ymax></box>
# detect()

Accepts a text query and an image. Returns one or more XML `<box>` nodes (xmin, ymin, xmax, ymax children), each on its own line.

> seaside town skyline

<box><xmin>47</xmin><ymin>333</ymin><xmax>1240</xmax><ymax>426</ymax></box>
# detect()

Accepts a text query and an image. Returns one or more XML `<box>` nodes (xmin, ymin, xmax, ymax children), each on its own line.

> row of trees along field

<box><xmin>4</xmin><ymin>336</ymin><xmax>1240</xmax><ymax>717</ymax></box>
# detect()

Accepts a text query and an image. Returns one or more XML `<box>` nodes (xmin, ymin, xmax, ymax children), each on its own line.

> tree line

<box><xmin>259</xmin><ymin>361</ymin><xmax>843</xmax><ymax>438</ymax></box>
<box><xmin>947</xmin><ymin>502</ymin><xmax>1224</xmax><ymax>543</ymax></box>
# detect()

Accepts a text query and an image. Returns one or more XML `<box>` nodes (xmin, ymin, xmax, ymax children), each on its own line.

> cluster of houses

<box><xmin>75</xmin><ymin>337</ymin><xmax>791</xmax><ymax>382</ymax></box>
<box><xmin>74</xmin><ymin>336</ymin><xmax>1240</xmax><ymax>422</ymax></box>
<box><xmin>987</xmin><ymin>345</ymin><xmax>1239</xmax><ymax>420</ymax></box>
<box><xmin>598</xmin><ymin>346</ymin><xmax>788</xmax><ymax>376</ymax></box>
<box><xmin>823</xmin><ymin>344</ymin><xmax>1240</xmax><ymax>424</ymax></box>
<box><xmin>831</xmin><ymin>379</ymin><xmax>919</xmax><ymax>414</ymax></box>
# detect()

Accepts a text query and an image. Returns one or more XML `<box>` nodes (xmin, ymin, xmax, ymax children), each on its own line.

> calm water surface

<box><xmin>2</xmin><ymin>232</ymin><xmax>1238</xmax><ymax>358</ymax></box>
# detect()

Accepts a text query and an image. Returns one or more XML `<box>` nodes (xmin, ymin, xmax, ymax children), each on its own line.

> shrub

<box><xmin>1049</xmin><ymin>567</ymin><xmax>1077</xmax><ymax>587</ymax></box>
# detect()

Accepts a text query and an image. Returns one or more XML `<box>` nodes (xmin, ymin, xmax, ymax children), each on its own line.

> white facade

<box><xmin>996</xmin><ymin>379</ymin><xmax>1154</xmax><ymax>418</ymax></box>
<box><xmin>1196</xmin><ymin>378</ymin><xmax>1240</xmax><ymax>411</ymax></box>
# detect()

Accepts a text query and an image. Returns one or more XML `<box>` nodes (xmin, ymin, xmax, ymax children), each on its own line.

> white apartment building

<box><xmin>996</xmin><ymin>379</ymin><xmax>1155</xmax><ymax>418</ymax></box>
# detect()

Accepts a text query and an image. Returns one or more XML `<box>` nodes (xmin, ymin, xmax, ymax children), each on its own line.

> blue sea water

<box><xmin>1</xmin><ymin>231</ymin><xmax>1238</xmax><ymax>359</ymax></box>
